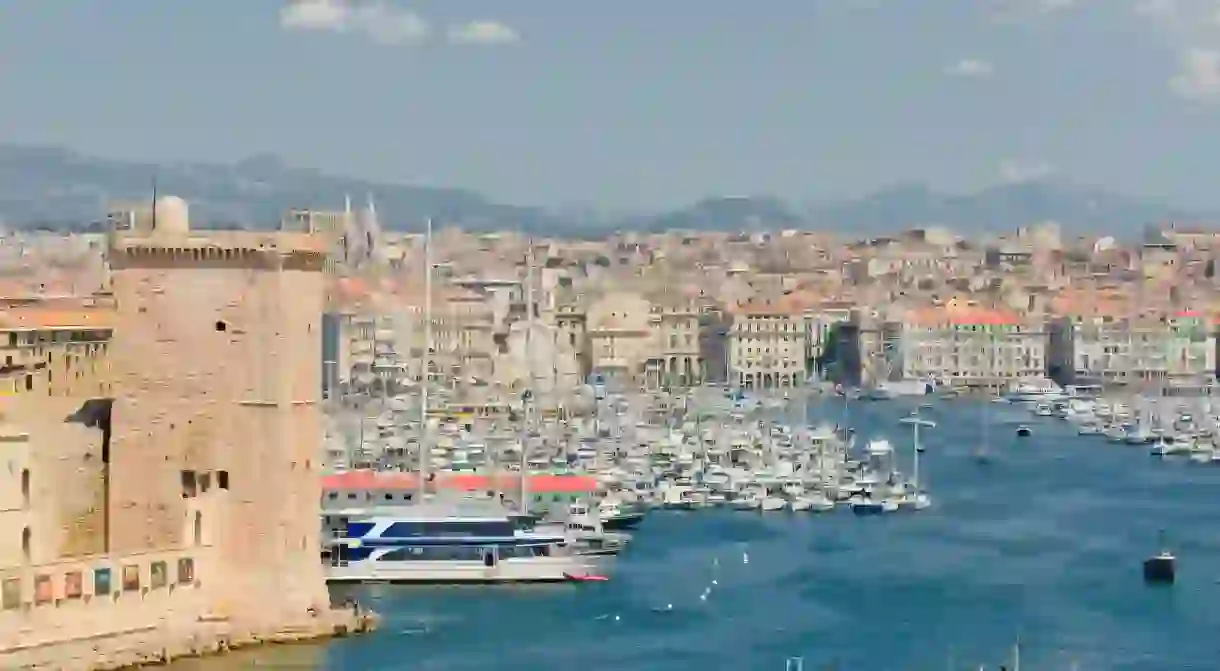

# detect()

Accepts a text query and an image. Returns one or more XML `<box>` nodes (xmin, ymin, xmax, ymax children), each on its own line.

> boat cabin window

<box><xmin>381</xmin><ymin>520</ymin><xmax>517</xmax><ymax>538</ymax></box>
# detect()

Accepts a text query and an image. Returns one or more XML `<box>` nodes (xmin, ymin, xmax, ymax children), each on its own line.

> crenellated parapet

<box><xmin>107</xmin><ymin>231</ymin><xmax>327</xmax><ymax>273</ymax></box>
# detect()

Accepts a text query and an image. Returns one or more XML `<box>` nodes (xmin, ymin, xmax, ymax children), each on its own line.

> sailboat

<box><xmin>899</xmin><ymin>413</ymin><xmax>934</xmax><ymax>510</ymax></box>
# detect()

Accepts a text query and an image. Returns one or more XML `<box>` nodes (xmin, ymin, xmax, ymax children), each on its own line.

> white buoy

<box><xmin>614</xmin><ymin>615</ymin><xmax>621</xmax><ymax>622</ymax></box>
<box><xmin>743</xmin><ymin>552</ymin><xmax>750</xmax><ymax>564</ymax></box>
<box><xmin>711</xmin><ymin>579</ymin><xmax>719</xmax><ymax>586</ymax></box>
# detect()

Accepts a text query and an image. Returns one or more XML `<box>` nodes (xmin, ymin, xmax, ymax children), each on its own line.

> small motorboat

<box><xmin>1144</xmin><ymin>551</ymin><xmax>1176</xmax><ymax>584</ymax></box>
<box><xmin>1144</xmin><ymin>532</ymin><xmax>1176</xmax><ymax>585</ymax></box>
<box><xmin>850</xmin><ymin>497</ymin><xmax>899</xmax><ymax>515</ymax></box>
<box><xmin>1016</xmin><ymin>426</ymin><xmax>1033</xmax><ymax>438</ymax></box>
<box><xmin>564</xmin><ymin>573</ymin><xmax>610</xmax><ymax>582</ymax></box>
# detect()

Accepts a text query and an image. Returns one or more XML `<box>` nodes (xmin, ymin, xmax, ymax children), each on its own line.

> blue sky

<box><xmin>2</xmin><ymin>0</ymin><xmax>1220</xmax><ymax>210</ymax></box>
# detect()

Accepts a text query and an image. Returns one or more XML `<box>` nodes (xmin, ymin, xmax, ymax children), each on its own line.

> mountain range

<box><xmin>0</xmin><ymin>144</ymin><xmax>1207</xmax><ymax>238</ymax></box>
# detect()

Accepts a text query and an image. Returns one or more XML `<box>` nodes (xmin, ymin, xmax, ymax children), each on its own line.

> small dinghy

<box><xmin>1016</xmin><ymin>425</ymin><xmax>1033</xmax><ymax>438</ymax></box>
<box><xmin>565</xmin><ymin>573</ymin><xmax>610</xmax><ymax>582</ymax></box>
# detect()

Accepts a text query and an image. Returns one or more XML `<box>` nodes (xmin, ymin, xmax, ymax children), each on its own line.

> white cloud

<box><xmin>1170</xmin><ymin>47</ymin><xmax>1220</xmax><ymax>101</ymax></box>
<box><xmin>945</xmin><ymin>58</ymin><xmax>995</xmax><ymax>79</ymax></box>
<box><xmin>1135</xmin><ymin>0</ymin><xmax>1178</xmax><ymax>20</ymax></box>
<box><xmin>446</xmin><ymin>21</ymin><xmax>521</xmax><ymax>46</ymax></box>
<box><xmin>280</xmin><ymin>1</ymin><xmax>430</xmax><ymax>46</ymax></box>
<box><xmin>1000</xmin><ymin>159</ymin><xmax>1055</xmax><ymax>183</ymax></box>
<box><xmin>1136</xmin><ymin>1</ymin><xmax>1220</xmax><ymax>102</ymax></box>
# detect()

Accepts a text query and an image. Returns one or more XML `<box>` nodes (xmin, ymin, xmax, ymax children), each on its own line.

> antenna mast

<box><xmin>150</xmin><ymin>175</ymin><xmax>158</xmax><ymax>232</ymax></box>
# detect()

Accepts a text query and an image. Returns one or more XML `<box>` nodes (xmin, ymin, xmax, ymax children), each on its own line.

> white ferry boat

<box><xmin>1003</xmin><ymin>379</ymin><xmax>1066</xmax><ymax>403</ymax></box>
<box><xmin>324</xmin><ymin>503</ymin><xmax>605</xmax><ymax>584</ymax></box>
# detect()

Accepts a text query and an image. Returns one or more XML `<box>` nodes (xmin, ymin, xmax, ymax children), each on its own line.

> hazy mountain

<box><xmin>0</xmin><ymin>144</ymin><xmax>1205</xmax><ymax>237</ymax></box>
<box><xmin>809</xmin><ymin>182</ymin><xmax>1202</xmax><ymax>238</ymax></box>
<box><xmin>0</xmin><ymin>145</ymin><xmax>559</xmax><ymax>232</ymax></box>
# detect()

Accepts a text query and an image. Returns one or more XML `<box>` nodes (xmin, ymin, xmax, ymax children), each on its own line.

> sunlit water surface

<box><xmin>171</xmin><ymin>400</ymin><xmax>1220</xmax><ymax>670</ymax></box>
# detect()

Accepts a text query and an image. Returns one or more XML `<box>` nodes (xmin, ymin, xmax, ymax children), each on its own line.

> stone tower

<box><xmin>106</xmin><ymin>205</ymin><xmax>329</xmax><ymax>630</ymax></box>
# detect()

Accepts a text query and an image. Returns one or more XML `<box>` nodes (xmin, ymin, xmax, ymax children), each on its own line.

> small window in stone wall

<box><xmin>150</xmin><ymin>561</ymin><xmax>167</xmax><ymax>589</ymax></box>
<box><xmin>64</xmin><ymin>571</ymin><xmax>82</xmax><ymax>599</ymax></box>
<box><xmin>121</xmin><ymin>564</ymin><xmax>140</xmax><ymax>592</ymax></box>
<box><xmin>1</xmin><ymin>577</ymin><xmax>20</xmax><ymax>610</ymax></box>
<box><xmin>177</xmin><ymin>557</ymin><xmax>195</xmax><ymax>585</ymax></box>
<box><xmin>34</xmin><ymin>575</ymin><xmax>52</xmax><ymax>604</ymax></box>
<box><xmin>94</xmin><ymin>568</ymin><xmax>111</xmax><ymax>595</ymax></box>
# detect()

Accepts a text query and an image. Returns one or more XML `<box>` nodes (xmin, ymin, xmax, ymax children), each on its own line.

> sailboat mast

<box><xmin>418</xmin><ymin>218</ymin><xmax>433</xmax><ymax>501</ymax></box>
<box><xmin>519</xmin><ymin>240</ymin><xmax>536</xmax><ymax>511</ymax></box>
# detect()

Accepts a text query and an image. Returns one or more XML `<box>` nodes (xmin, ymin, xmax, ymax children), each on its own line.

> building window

<box><xmin>34</xmin><ymin>575</ymin><xmax>52</xmax><ymax>604</ymax></box>
<box><xmin>194</xmin><ymin>512</ymin><xmax>202</xmax><ymax>546</ymax></box>
<box><xmin>20</xmin><ymin>468</ymin><xmax>29</xmax><ymax>507</ymax></box>
<box><xmin>177</xmin><ymin>558</ymin><xmax>195</xmax><ymax>585</ymax></box>
<box><xmin>217</xmin><ymin>471</ymin><xmax>229</xmax><ymax>489</ymax></box>
<box><xmin>21</xmin><ymin>526</ymin><xmax>30</xmax><ymax>561</ymax></box>
<box><xmin>94</xmin><ymin>568</ymin><xmax>112</xmax><ymax>595</ymax></box>
<box><xmin>121</xmin><ymin>564</ymin><xmax>140</xmax><ymax>592</ymax></box>
<box><xmin>64</xmin><ymin>571</ymin><xmax>83</xmax><ymax>599</ymax></box>
<box><xmin>1</xmin><ymin>578</ymin><xmax>19</xmax><ymax>610</ymax></box>
<box><xmin>150</xmin><ymin>561</ymin><xmax>167</xmax><ymax>589</ymax></box>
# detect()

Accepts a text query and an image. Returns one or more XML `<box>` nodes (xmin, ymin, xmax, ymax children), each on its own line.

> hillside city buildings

<box><xmin>1</xmin><ymin>195</ymin><xmax>1220</xmax><ymax>666</ymax></box>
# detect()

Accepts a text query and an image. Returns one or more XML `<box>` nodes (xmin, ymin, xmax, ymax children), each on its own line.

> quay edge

<box><xmin>1</xmin><ymin>607</ymin><xmax>379</xmax><ymax>671</ymax></box>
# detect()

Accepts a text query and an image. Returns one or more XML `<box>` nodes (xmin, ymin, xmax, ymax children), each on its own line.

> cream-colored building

<box><xmin>647</xmin><ymin>293</ymin><xmax>703</xmax><ymax>386</ymax></box>
<box><xmin>0</xmin><ymin>303</ymin><xmax>113</xmax><ymax>398</ymax></box>
<box><xmin>585</xmin><ymin>291</ymin><xmax>655</xmax><ymax>386</ymax></box>
<box><xmin>1067</xmin><ymin>313</ymin><xmax>1214</xmax><ymax>383</ymax></box>
<box><xmin>0</xmin><ymin>204</ymin><xmax>350</xmax><ymax>669</ymax></box>
<box><xmin>899</xmin><ymin>303</ymin><xmax>1046</xmax><ymax>388</ymax></box>
<box><xmin>493</xmin><ymin>320</ymin><xmax>582</xmax><ymax>398</ymax></box>
<box><xmin>727</xmin><ymin>298</ymin><xmax>807</xmax><ymax>388</ymax></box>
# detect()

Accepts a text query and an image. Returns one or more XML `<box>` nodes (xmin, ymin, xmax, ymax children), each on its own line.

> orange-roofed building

<box><xmin>0</xmin><ymin>304</ymin><xmax>113</xmax><ymax>398</ymax></box>
<box><xmin>898</xmin><ymin>303</ymin><xmax>1046</xmax><ymax>390</ymax></box>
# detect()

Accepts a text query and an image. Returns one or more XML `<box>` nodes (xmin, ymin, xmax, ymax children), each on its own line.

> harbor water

<box><xmin>174</xmin><ymin>399</ymin><xmax>1220</xmax><ymax>670</ymax></box>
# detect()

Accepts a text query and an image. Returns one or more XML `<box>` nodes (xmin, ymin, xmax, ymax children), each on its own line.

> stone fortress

<box><xmin>0</xmin><ymin>197</ymin><xmax>365</xmax><ymax>669</ymax></box>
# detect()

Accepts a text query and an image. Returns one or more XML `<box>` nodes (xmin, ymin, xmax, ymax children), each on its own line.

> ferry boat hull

<box><xmin>326</xmin><ymin>556</ymin><xmax>604</xmax><ymax>584</ymax></box>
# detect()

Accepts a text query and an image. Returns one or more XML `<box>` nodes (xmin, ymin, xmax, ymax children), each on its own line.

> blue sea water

<box><xmin>176</xmin><ymin>400</ymin><xmax>1220</xmax><ymax>670</ymax></box>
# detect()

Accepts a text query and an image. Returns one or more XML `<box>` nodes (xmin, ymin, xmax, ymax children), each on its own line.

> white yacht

<box><xmin>760</xmin><ymin>494</ymin><xmax>788</xmax><ymax>512</ymax></box>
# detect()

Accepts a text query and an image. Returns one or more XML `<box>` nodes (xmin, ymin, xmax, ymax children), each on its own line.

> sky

<box><xmin>3</xmin><ymin>0</ymin><xmax>1220</xmax><ymax>211</ymax></box>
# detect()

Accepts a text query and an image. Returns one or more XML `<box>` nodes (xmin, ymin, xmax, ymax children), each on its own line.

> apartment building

<box><xmin>899</xmin><ymin>303</ymin><xmax>1046</xmax><ymax>389</ymax></box>
<box><xmin>1051</xmin><ymin>312</ymin><xmax>1215</xmax><ymax>385</ymax></box>
<box><xmin>647</xmin><ymin>293</ymin><xmax>703</xmax><ymax>386</ymax></box>
<box><xmin>0</xmin><ymin>303</ymin><xmax>113</xmax><ymax>398</ymax></box>
<box><xmin>727</xmin><ymin>297</ymin><xmax>807</xmax><ymax>389</ymax></box>
<box><xmin>585</xmin><ymin>291</ymin><xmax>655</xmax><ymax>386</ymax></box>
